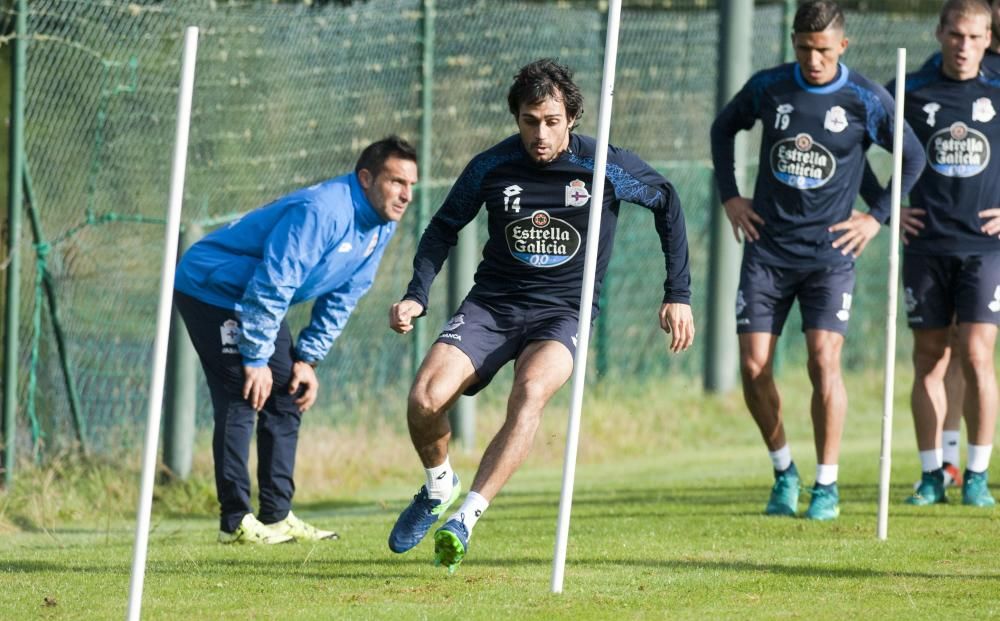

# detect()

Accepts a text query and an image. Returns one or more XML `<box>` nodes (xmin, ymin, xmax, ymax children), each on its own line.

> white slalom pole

<box><xmin>126</xmin><ymin>26</ymin><xmax>199</xmax><ymax>621</ymax></box>
<box><xmin>877</xmin><ymin>47</ymin><xmax>906</xmax><ymax>541</ymax></box>
<box><xmin>551</xmin><ymin>0</ymin><xmax>622</xmax><ymax>594</ymax></box>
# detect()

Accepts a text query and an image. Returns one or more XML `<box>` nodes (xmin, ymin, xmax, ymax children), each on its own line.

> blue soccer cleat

<box><xmin>962</xmin><ymin>470</ymin><xmax>996</xmax><ymax>507</ymax></box>
<box><xmin>388</xmin><ymin>474</ymin><xmax>460</xmax><ymax>553</ymax></box>
<box><xmin>906</xmin><ymin>469</ymin><xmax>946</xmax><ymax>506</ymax></box>
<box><xmin>765</xmin><ymin>462</ymin><xmax>800</xmax><ymax>517</ymax></box>
<box><xmin>804</xmin><ymin>482</ymin><xmax>840</xmax><ymax>521</ymax></box>
<box><xmin>433</xmin><ymin>518</ymin><xmax>469</xmax><ymax>574</ymax></box>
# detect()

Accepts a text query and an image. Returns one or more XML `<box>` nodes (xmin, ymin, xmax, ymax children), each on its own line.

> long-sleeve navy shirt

<box><xmin>711</xmin><ymin>62</ymin><xmax>925</xmax><ymax>269</ymax></box>
<box><xmin>404</xmin><ymin>133</ymin><xmax>690</xmax><ymax>313</ymax></box>
<box><xmin>892</xmin><ymin>65</ymin><xmax>1000</xmax><ymax>256</ymax></box>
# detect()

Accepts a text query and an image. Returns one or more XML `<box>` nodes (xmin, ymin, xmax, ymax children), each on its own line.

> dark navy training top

<box><xmin>404</xmin><ymin>133</ymin><xmax>690</xmax><ymax>313</ymax></box>
<box><xmin>711</xmin><ymin>62</ymin><xmax>925</xmax><ymax>268</ymax></box>
<box><xmin>893</xmin><ymin>64</ymin><xmax>1000</xmax><ymax>256</ymax></box>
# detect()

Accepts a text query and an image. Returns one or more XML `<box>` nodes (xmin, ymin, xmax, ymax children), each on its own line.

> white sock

<box><xmin>425</xmin><ymin>456</ymin><xmax>454</xmax><ymax>502</ymax></box>
<box><xmin>919</xmin><ymin>449</ymin><xmax>943</xmax><ymax>473</ymax></box>
<box><xmin>815</xmin><ymin>464</ymin><xmax>838</xmax><ymax>486</ymax></box>
<box><xmin>967</xmin><ymin>444</ymin><xmax>993</xmax><ymax>473</ymax></box>
<box><xmin>768</xmin><ymin>445</ymin><xmax>792</xmax><ymax>472</ymax></box>
<box><xmin>450</xmin><ymin>491</ymin><xmax>489</xmax><ymax>533</ymax></box>
<box><xmin>942</xmin><ymin>430</ymin><xmax>961</xmax><ymax>466</ymax></box>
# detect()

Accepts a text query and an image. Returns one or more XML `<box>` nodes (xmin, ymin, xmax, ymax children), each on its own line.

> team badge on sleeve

<box><xmin>973</xmin><ymin>97</ymin><xmax>996</xmax><ymax>123</ymax></box>
<box><xmin>824</xmin><ymin>106</ymin><xmax>848</xmax><ymax>133</ymax></box>
<box><xmin>564</xmin><ymin>179</ymin><xmax>590</xmax><ymax>207</ymax></box>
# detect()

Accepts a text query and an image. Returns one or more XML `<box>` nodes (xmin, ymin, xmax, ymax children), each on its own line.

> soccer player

<box><xmin>896</xmin><ymin>0</ymin><xmax>1000</xmax><ymax>507</ymax></box>
<box><xmin>387</xmin><ymin>59</ymin><xmax>694</xmax><ymax>571</ymax></box>
<box><xmin>710</xmin><ymin>0</ymin><xmax>925</xmax><ymax>520</ymax></box>
<box><xmin>174</xmin><ymin>136</ymin><xmax>419</xmax><ymax>543</ymax></box>
<box><xmin>911</xmin><ymin>0</ymin><xmax>1000</xmax><ymax>491</ymax></box>
<box><xmin>920</xmin><ymin>0</ymin><xmax>1000</xmax><ymax>75</ymax></box>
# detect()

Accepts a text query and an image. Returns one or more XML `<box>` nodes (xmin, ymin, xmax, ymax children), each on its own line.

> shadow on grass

<box><xmin>6</xmin><ymin>554</ymin><xmax>997</xmax><ymax>583</ymax></box>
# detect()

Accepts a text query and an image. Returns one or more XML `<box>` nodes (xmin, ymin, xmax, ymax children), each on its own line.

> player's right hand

<box><xmin>900</xmin><ymin>207</ymin><xmax>926</xmax><ymax>245</ymax></box>
<box><xmin>390</xmin><ymin>299</ymin><xmax>425</xmax><ymax>334</ymax></box>
<box><xmin>242</xmin><ymin>364</ymin><xmax>273</xmax><ymax>412</ymax></box>
<box><xmin>722</xmin><ymin>196</ymin><xmax>763</xmax><ymax>243</ymax></box>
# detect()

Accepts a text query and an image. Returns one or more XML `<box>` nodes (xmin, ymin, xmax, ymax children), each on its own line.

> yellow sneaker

<box><xmin>218</xmin><ymin>513</ymin><xmax>294</xmax><ymax>545</ymax></box>
<box><xmin>265</xmin><ymin>511</ymin><xmax>339</xmax><ymax>542</ymax></box>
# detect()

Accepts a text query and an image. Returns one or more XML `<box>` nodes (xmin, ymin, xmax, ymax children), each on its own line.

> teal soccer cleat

<box><xmin>433</xmin><ymin>518</ymin><xmax>469</xmax><ymax>574</ymax></box>
<box><xmin>804</xmin><ymin>482</ymin><xmax>840</xmax><ymax>521</ymax></box>
<box><xmin>388</xmin><ymin>474</ymin><xmax>460</xmax><ymax>553</ymax></box>
<box><xmin>962</xmin><ymin>470</ymin><xmax>996</xmax><ymax>507</ymax></box>
<box><xmin>765</xmin><ymin>463</ymin><xmax>800</xmax><ymax>516</ymax></box>
<box><xmin>906</xmin><ymin>469</ymin><xmax>946</xmax><ymax>506</ymax></box>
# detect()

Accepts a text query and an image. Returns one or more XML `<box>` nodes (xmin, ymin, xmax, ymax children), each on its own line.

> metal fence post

<box><xmin>413</xmin><ymin>0</ymin><xmax>435</xmax><ymax>376</ymax></box>
<box><xmin>4</xmin><ymin>0</ymin><xmax>28</xmax><ymax>487</ymax></box>
<box><xmin>447</xmin><ymin>228</ymin><xmax>477</xmax><ymax>450</ymax></box>
<box><xmin>162</xmin><ymin>223</ymin><xmax>202</xmax><ymax>480</ymax></box>
<box><xmin>704</xmin><ymin>0</ymin><xmax>752</xmax><ymax>393</ymax></box>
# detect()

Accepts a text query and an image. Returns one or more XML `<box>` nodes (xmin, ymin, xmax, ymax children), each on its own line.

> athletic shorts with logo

<box><xmin>903</xmin><ymin>253</ymin><xmax>1000</xmax><ymax>328</ymax></box>
<box><xmin>735</xmin><ymin>256</ymin><xmax>856</xmax><ymax>335</ymax></box>
<box><xmin>435</xmin><ymin>296</ymin><xmax>579</xmax><ymax>396</ymax></box>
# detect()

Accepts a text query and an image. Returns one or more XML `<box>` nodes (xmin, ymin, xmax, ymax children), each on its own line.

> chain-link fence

<box><xmin>0</xmin><ymin>0</ymin><xmax>946</xmax><ymax>457</ymax></box>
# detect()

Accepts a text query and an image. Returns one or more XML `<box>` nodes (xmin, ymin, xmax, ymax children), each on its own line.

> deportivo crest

<box><xmin>926</xmin><ymin>122</ymin><xmax>990</xmax><ymax>178</ymax></box>
<box><xmin>735</xmin><ymin>289</ymin><xmax>747</xmax><ymax>316</ymax></box>
<box><xmin>770</xmin><ymin>133</ymin><xmax>837</xmax><ymax>189</ymax></box>
<box><xmin>220</xmin><ymin>319</ymin><xmax>240</xmax><ymax>354</ymax></box>
<box><xmin>505</xmin><ymin>210</ymin><xmax>582</xmax><ymax>268</ymax></box>
<box><xmin>973</xmin><ymin>97</ymin><xmax>996</xmax><ymax>123</ymax></box>
<box><xmin>565</xmin><ymin>179</ymin><xmax>590</xmax><ymax>207</ymax></box>
<box><xmin>923</xmin><ymin>102</ymin><xmax>941</xmax><ymax>127</ymax></box>
<box><xmin>824</xmin><ymin>106</ymin><xmax>848</xmax><ymax>133</ymax></box>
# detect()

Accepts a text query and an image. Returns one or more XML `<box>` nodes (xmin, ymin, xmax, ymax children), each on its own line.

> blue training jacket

<box><xmin>174</xmin><ymin>173</ymin><xmax>395</xmax><ymax>367</ymax></box>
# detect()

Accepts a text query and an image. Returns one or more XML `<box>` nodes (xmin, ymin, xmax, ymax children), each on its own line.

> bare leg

<box><xmin>470</xmin><ymin>340</ymin><xmax>573</xmax><ymax>501</ymax></box>
<box><xmin>910</xmin><ymin>328</ymin><xmax>950</xmax><ymax>452</ymax></box>
<box><xmin>804</xmin><ymin>329</ymin><xmax>846</xmax><ymax>465</ymax></box>
<box><xmin>943</xmin><ymin>324</ymin><xmax>965</xmax><ymax>435</ymax></box>
<box><xmin>958</xmin><ymin>323</ymin><xmax>998</xmax><ymax>447</ymax></box>
<box><xmin>738</xmin><ymin>332</ymin><xmax>784</xmax><ymax>451</ymax></box>
<box><xmin>406</xmin><ymin>343</ymin><xmax>478</xmax><ymax>468</ymax></box>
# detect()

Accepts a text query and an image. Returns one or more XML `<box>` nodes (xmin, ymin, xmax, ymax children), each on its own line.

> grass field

<box><xmin>2</xmin><ymin>370</ymin><xmax>1000</xmax><ymax>619</ymax></box>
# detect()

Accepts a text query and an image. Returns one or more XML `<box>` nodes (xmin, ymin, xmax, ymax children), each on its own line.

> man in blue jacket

<box><xmin>174</xmin><ymin>136</ymin><xmax>418</xmax><ymax>544</ymax></box>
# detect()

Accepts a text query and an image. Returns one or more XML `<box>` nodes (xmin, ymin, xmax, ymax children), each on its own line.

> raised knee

<box><xmin>407</xmin><ymin>383</ymin><xmax>448</xmax><ymax>420</ymax></box>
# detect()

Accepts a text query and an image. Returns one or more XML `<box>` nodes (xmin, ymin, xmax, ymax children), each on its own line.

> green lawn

<box><xmin>2</xmin><ymin>373</ymin><xmax>1000</xmax><ymax>619</ymax></box>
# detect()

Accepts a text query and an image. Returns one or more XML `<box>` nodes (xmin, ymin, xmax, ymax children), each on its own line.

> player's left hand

<box><xmin>659</xmin><ymin>303</ymin><xmax>695</xmax><ymax>353</ymax></box>
<box><xmin>979</xmin><ymin>207</ymin><xmax>1000</xmax><ymax>238</ymax></box>
<box><xmin>829</xmin><ymin>210</ymin><xmax>880</xmax><ymax>258</ymax></box>
<box><xmin>289</xmin><ymin>361</ymin><xmax>319</xmax><ymax>412</ymax></box>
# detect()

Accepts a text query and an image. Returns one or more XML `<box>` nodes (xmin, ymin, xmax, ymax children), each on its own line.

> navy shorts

<box><xmin>435</xmin><ymin>297</ymin><xmax>578</xmax><ymax>396</ymax></box>
<box><xmin>903</xmin><ymin>253</ymin><xmax>1000</xmax><ymax>329</ymax></box>
<box><xmin>736</xmin><ymin>257</ymin><xmax>856</xmax><ymax>336</ymax></box>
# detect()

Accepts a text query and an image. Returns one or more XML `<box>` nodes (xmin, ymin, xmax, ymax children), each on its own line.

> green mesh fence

<box><xmin>0</xmin><ymin>0</ymin><xmax>948</xmax><ymax>456</ymax></box>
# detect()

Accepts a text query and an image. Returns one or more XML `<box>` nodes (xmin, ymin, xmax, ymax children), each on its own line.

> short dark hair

<box><xmin>938</xmin><ymin>0</ymin><xmax>991</xmax><ymax>28</ymax></box>
<box><xmin>793</xmin><ymin>1</ymin><xmax>845</xmax><ymax>34</ymax></box>
<box><xmin>355</xmin><ymin>135</ymin><xmax>417</xmax><ymax>177</ymax></box>
<box><xmin>507</xmin><ymin>59</ymin><xmax>584</xmax><ymax>130</ymax></box>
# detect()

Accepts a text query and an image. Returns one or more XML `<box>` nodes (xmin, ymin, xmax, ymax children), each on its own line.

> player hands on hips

<box><xmin>387</xmin><ymin>58</ymin><xmax>694</xmax><ymax>572</ymax></box>
<box><xmin>710</xmin><ymin>1</ymin><xmax>925</xmax><ymax>520</ymax></box>
<box><xmin>174</xmin><ymin>137</ymin><xmax>418</xmax><ymax>544</ymax></box>
<box><xmin>899</xmin><ymin>0</ymin><xmax>1000</xmax><ymax>508</ymax></box>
